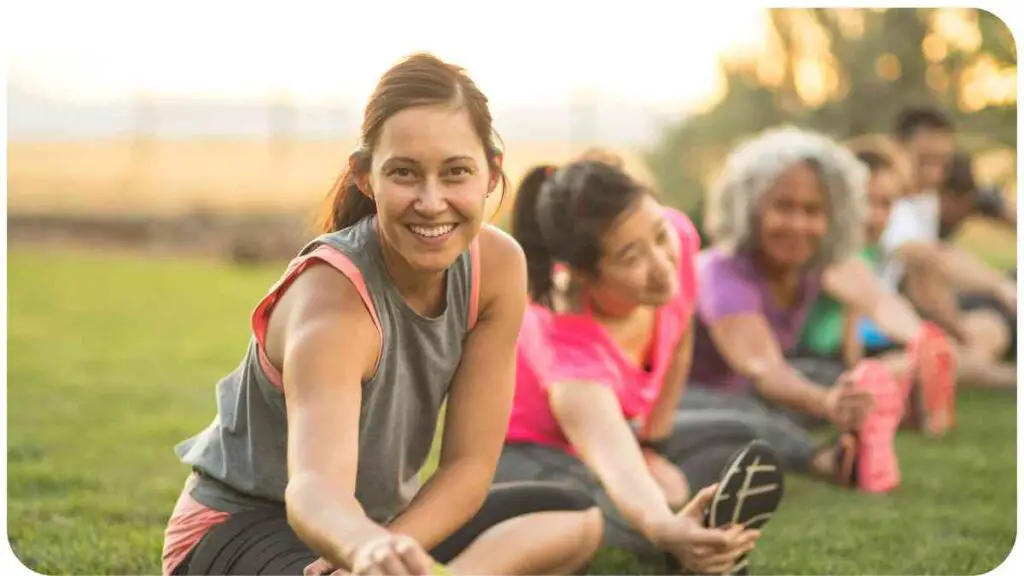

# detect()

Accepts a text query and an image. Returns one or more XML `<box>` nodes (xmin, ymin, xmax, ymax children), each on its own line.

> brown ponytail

<box><xmin>317</xmin><ymin>150</ymin><xmax>376</xmax><ymax>234</ymax></box>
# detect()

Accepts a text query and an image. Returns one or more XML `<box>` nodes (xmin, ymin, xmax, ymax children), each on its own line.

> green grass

<box><xmin>7</xmin><ymin>248</ymin><xmax>1018</xmax><ymax>575</ymax></box>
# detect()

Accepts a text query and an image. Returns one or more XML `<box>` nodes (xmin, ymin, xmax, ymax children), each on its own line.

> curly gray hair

<box><xmin>705</xmin><ymin>125</ymin><xmax>868</xmax><ymax>267</ymax></box>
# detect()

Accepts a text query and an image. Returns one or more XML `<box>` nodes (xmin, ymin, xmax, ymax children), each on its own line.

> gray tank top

<box><xmin>175</xmin><ymin>215</ymin><xmax>478</xmax><ymax>522</ymax></box>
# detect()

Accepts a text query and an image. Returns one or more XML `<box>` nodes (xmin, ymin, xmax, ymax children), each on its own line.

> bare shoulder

<box><xmin>475</xmin><ymin>224</ymin><xmax>528</xmax><ymax>309</ymax></box>
<box><xmin>265</xmin><ymin>260</ymin><xmax>379</xmax><ymax>373</ymax></box>
<box><xmin>279</xmin><ymin>263</ymin><xmax>373</xmax><ymax>322</ymax></box>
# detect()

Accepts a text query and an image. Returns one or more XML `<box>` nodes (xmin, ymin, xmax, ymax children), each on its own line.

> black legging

<box><xmin>173</xmin><ymin>482</ymin><xmax>594</xmax><ymax>575</ymax></box>
<box><xmin>494</xmin><ymin>411</ymin><xmax>759</xmax><ymax>560</ymax></box>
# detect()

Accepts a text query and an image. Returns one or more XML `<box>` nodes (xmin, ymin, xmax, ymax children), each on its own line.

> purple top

<box><xmin>690</xmin><ymin>248</ymin><xmax>822</xmax><ymax>394</ymax></box>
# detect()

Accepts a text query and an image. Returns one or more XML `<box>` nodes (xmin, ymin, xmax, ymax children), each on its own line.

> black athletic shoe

<box><xmin>703</xmin><ymin>440</ymin><xmax>785</xmax><ymax>531</ymax></box>
<box><xmin>669</xmin><ymin>440</ymin><xmax>785</xmax><ymax>575</ymax></box>
<box><xmin>704</xmin><ymin>440</ymin><xmax>784</xmax><ymax>575</ymax></box>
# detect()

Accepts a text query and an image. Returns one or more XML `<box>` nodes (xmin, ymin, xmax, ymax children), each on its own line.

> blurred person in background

<box><xmin>938</xmin><ymin>151</ymin><xmax>1016</xmax><ymax>238</ymax></box>
<box><xmin>935</xmin><ymin>152</ymin><xmax>1017</xmax><ymax>372</ymax></box>
<box><xmin>881</xmin><ymin>107</ymin><xmax>1017</xmax><ymax>388</ymax></box>
<box><xmin>678</xmin><ymin>126</ymin><xmax>950</xmax><ymax>494</ymax></box>
<box><xmin>797</xmin><ymin>143</ymin><xmax>1013</xmax><ymax>437</ymax></box>
<box><xmin>161</xmin><ymin>53</ymin><xmax>604</xmax><ymax>576</ymax></box>
<box><xmin>496</xmin><ymin>161</ymin><xmax>782</xmax><ymax>575</ymax></box>
<box><xmin>852</xmin><ymin>147</ymin><xmax>1016</xmax><ymax>389</ymax></box>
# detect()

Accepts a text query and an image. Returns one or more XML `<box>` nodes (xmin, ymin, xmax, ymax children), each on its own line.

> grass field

<box><xmin>7</xmin><ymin>248</ymin><xmax>1018</xmax><ymax>575</ymax></box>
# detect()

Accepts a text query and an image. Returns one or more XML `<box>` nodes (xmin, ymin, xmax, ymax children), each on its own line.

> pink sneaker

<box><xmin>850</xmin><ymin>360</ymin><xmax>904</xmax><ymax>493</ymax></box>
<box><xmin>908</xmin><ymin>323</ymin><xmax>957</xmax><ymax>438</ymax></box>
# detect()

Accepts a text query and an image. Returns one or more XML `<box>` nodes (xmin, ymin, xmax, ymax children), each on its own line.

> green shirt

<box><xmin>798</xmin><ymin>246</ymin><xmax>881</xmax><ymax>357</ymax></box>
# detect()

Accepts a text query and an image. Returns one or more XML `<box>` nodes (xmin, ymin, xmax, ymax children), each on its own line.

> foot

<box><xmin>847</xmin><ymin>361</ymin><xmax>904</xmax><ymax>493</ymax></box>
<box><xmin>704</xmin><ymin>440</ymin><xmax>784</xmax><ymax>575</ymax></box>
<box><xmin>703</xmin><ymin>440</ymin><xmax>785</xmax><ymax>530</ymax></box>
<box><xmin>908</xmin><ymin>323</ymin><xmax>957</xmax><ymax>438</ymax></box>
<box><xmin>668</xmin><ymin>441</ymin><xmax>784</xmax><ymax>576</ymax></box>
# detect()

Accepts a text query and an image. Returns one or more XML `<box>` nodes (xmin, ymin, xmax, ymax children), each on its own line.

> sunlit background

<box><xmin>9</xmin><ymin>0</ymin><xmax>764</xmax><ymax>109</ymax></box>
<box><xmin>8</xmin><ymin>4</ymin><xmax>1016</xmax><ymax>226</ymax></box>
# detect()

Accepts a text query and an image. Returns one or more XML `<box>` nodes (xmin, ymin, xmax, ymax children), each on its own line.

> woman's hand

<box><xmin>825</xmin><ymin>373</ymin><xmax>875</xmax><ymax>431</ymax></box>
<box><xmin>650</xmin><ymin>485</ymin><xmax>759</xmax><ymax>575</ymax></box>
<box><xmin>642</xmin><ymin>449</ymin><xmax>690</xmax><ymax>510</ymax></box>
<box><xmin>303</xmin><ymin>534</ymin><xmax>438</xmax><ymax>576</ymax></box>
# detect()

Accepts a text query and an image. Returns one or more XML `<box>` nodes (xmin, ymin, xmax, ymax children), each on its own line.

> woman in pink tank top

<box><xmin>493</xmin><ymin>160</ymin><xmax>785</xmax><ymax>575</ymax></box>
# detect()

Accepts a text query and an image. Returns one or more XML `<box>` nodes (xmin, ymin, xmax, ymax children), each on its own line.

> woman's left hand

<box><xmin>643</xmin><ymin>449</ymin><xmax>690</xmax><ymax>510</ymax></box>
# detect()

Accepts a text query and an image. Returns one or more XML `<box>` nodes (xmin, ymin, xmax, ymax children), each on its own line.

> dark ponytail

<box><xmin>512</xmin><ymin>160</ymin><xmax>649</xmax><ymax>308</ymax></box>
<box><xmin>511</xmin><ymin>164</ymin><xmax>558</xmax><ymax>306</ymax></box>
<box><xmin>316</xmin><ymin>150</ymin><xmax>376</xmax><ymax>234</ymax></box>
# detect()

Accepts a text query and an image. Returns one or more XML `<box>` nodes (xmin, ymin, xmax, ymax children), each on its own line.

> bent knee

<box><xmin>962</xmin><ymin>310</ymin><xmax>1011</xmax><ymax>358</ymax></box>
<box><xmin>581</xmin><ymin>507</ymin><xmax>605</xmax><ymax>553</ymax></box>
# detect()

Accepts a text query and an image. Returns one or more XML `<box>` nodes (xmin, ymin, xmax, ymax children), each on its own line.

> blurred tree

<box><xmin>646</xmin><ymin>7</ymin><xmax>1017</xmax><ymax>235</ymax></box>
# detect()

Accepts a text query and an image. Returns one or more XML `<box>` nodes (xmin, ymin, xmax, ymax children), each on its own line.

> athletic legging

<box><xmin>677</xmin><ymin>357</ymin><xmax>844</xmax><ymax>475</ymax></box>
<box><xmin>494</xmin><ymin>411</ymin><xmax>758</xmax><ymax>561</ymax></box>
<box><xmin>172</xmin><ymin>482</ymin><xmax>594</xmax><ymax>575</ymax></box>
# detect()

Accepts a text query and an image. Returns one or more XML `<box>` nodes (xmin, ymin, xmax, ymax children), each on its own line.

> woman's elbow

<box><xmin>284</xmin><ymin>473</ymin><xmax>359</xmax><ymax>534</ymax></box>
<box><xmin>284</xmin><ymin>473</ymin><xmax>320</xmax><ymax>534</ymax></box>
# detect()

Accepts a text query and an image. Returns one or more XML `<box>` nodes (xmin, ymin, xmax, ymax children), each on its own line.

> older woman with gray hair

<box><xmin>678</xmin><ymin>126</ymin><xmax>943</xmax><ymax>494</ymax></box>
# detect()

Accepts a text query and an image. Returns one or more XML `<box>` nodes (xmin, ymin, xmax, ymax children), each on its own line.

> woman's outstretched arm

<box><xmin>267</xmin><ymin>264</ymin><xmax>429</xmax><ymax>572</ymax></box>
<box><xmin>388</xmin><ymin>227</ymin><xmax>528</xmax><ymax>550</ymax></box>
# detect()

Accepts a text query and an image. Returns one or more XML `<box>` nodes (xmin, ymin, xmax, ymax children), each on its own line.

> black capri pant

<box><xmin>172</xmin><ymin>481</ymin><xmax>595</xmax><ymax>575</ymax></box>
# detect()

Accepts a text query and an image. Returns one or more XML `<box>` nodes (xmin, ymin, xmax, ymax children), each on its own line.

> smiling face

<box><xmin>584</xmin><ymin>195</ymin><xmax>682</xmax><ymax>309</ymax></box>
<box><xmin>361</xmin><ymin>104</ymin><xmax>495</xmax><ymax>274</ymax></box>
<box><xmin>755</xmin><ymin>161</ymin><xmax>830</xmax><ymax>270</ymax></box>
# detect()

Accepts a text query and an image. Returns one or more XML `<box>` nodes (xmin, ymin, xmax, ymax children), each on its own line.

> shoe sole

<box><xmin>852</xmin><ymin>360</ymin><xmax>903</xmax><ymax>493</ymax></box>
<box><xmin>704</xmin><ymin>440</ymin><xmax>784</xmax><ymax>576</ymax></box>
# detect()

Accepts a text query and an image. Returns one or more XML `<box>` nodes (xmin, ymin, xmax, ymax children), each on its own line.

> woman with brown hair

<box><xmin>161</xmin><ymin>53</ymin><xmax>603</xmax><ymax>576</ymax></box>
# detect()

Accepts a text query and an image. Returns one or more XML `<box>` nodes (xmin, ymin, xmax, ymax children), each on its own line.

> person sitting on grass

<box><xmin>678</xmin><ymin>126</ymin><xmax>952</xmax><ymax>493</ymax></box>
<box><xmin>161</xmin><ymin>53</ymin><xmax>604</xmax><ymax>576</ymax></box>
<box><xmin>797</xmin><ymin>145</ymin><xmax>1014</xmax><ymax>438</ymax></box>
<box><xmin>934</xmin><ymin>151</ymin><xmax>1017</xmax><ymax>378</ymax></box>
<box><xmin>493</xmin><ymin>161</ymin><xmax>784</xmax><ymax>576</ymax></box>
<box><xmin>880</xmin><ymin>107</ymin><xmax>1017</xmax><ymax>384</ymax></box>
<box><xmin>794</xmin><ymin>144</ymin><xmax>956</xmax><ymax>436</ymax></box>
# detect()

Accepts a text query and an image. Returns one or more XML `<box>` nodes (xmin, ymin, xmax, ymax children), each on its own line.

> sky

<box><xmin>7</xmin><ymin>0</ymin><xmax>768</xmax><ymax>113</ymax></box>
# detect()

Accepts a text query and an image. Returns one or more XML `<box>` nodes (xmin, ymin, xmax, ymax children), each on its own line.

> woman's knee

<box><xmin>962</xmin><ymin>310</ymin><xmax>1011</xmax><ymax>359</ymax></box>
<box><xmin>580</xmin><ymin>507</ymin><xmax>605</xmax><ymax>555</ymax></box>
